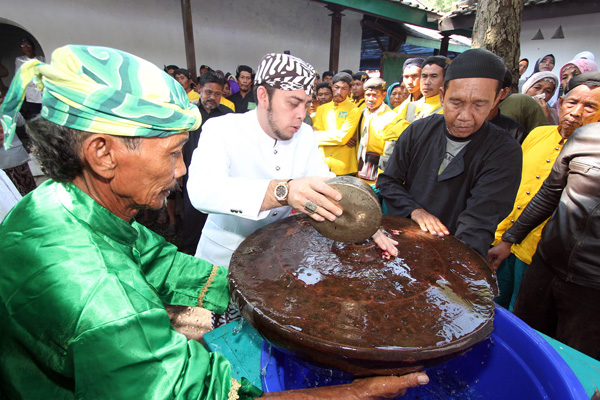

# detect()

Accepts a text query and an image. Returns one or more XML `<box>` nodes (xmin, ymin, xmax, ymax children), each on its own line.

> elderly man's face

<box><xmin>199</xmin><ymin>82</ymin><xmax>223</xmax><ymax>112</ymax></box>
<box><xmin>114</xmin><ymin>133</ymin><xmax>188</xmax><ymax>211</ymax></box>
<box><xmin>364</xmin><ymin>88</ymin><xmax>384</xmax><ymax>112</ymax></box>
<box><xmin>558</xmin><ymin>84</ymin><xmax>600</xmax><ymax>137</ymax></box>
<box><xmin>420</xmin><ymin>64</ymin><xmax>444</xmax><ymax>98</ymax></box>
<box><xmin>442</xmin><ymin>78</ymin><xmax>500</xmax><ymax>138</ymax></box>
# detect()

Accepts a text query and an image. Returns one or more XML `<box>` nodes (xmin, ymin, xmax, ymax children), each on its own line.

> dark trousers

<box><xmin>513</xmin><ymin>257</ymin><xmax>600</xmax><ymax>360</ymax></box>
<box><xmin>180</xmin><ymin>188</ymin><xmax>208</xmax><ymax>255</ymax></box>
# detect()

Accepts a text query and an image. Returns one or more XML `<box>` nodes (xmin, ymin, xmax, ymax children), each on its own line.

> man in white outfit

<box><xmin>187</xmin><ymin>53</ymin><xmax>397</xmax><ymax>268</ymax></box>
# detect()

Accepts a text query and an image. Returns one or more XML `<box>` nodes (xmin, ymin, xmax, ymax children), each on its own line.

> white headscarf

<box><xmin>521</xmin><ymin>71</ymin><xmax>559</xmax><ymax>97</ymax></box>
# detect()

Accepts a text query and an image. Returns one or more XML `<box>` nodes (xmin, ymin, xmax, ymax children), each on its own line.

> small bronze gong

<box><xmin>309</xmin><ymin>176</ymin><xmax>382</xmax><ymax>243</ymax></box>
<box><xmin>229</xmin><ymin>215</ymin><xmax>498</xmax><ymax>377</ymax></box>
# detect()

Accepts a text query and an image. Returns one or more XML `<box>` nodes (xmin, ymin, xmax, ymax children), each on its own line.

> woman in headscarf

<box><xmin>522</xmin><ymin>71</ymin><xmax>559</xmax><ymax>124</ymax></box>
<box><xmin>385</xmin><ymin>80</ymin><xmax>410</xmax><ymax>110</ymax></box>
<box><xmin>558</xmin><ymin>58</ymin><xmax>598</xmax><ymax>95</ymax></box>
<box><xmin>530</xmin><ymin>54</ymin><xmax>555</xmax><ymax>75</ymax></box>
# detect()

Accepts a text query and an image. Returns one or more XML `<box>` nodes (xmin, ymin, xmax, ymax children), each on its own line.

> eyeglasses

<box><xmin>20</xmin><ymin>44</ymin><xmax>33</xmax><ymax>48</ymax></box>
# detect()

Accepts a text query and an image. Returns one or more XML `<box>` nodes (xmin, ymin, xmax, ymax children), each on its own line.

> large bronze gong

<box><xmin>229</xmin><ymin>215</ymin><xmax>498</xmax><ymax>377</ymax></box>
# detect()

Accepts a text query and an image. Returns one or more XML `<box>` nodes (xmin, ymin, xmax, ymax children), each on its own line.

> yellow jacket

<box><xmin>383</xmin><ymin>94</ymin><xmax>443</xmax><ymax>142</ymax></box>
<box><xmin>220</xmin><ymin>97</ymin><xmax>235</xmax><ymax>112</ymax></box>
<box><xmin>493</xmin><ymin>125</ymin><xmax>566</xmax><ymax>264</ymax></box>
<box><xmin>357</xmin><ymin>104</ymin><xmax>396</xmax><ymax>183</ymax></box>
<box><xmin>187</xmin><ymin>90</ymin><xmax>200</xmax><ymax>102</ymax></box>
<box><xmin>313</xmin><ymin>98</ymin><xmax>361</xmax><ymax>175</ymax></box>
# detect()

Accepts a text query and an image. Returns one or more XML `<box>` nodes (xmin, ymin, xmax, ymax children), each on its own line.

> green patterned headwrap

<box><xmin>1</xmin><ymin>45</ymin><xmax>201</xmax><ymax>150</ymax></box>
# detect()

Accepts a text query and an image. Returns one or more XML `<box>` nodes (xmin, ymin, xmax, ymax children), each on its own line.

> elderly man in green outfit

<box><xmin>0</xmin><ymin>45</ymin><xmax>427</xmax><ymax>400</ymax></box>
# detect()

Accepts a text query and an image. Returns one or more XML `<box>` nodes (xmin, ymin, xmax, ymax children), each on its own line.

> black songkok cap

<box><xmin>403</xmin><ymin>57</ymin><xmax>425</xmax><ymax>71</ymax></box>
<box><xmin>565</xmin><ymin>71</ymin><xmax>600</xmax><ymax>94</ymax></box>
<box><xmin>352</xmin><ymin>72</ymin><xmax>369</xmax><ymax>82</ymax></box>
<box><xmin>444</xmin><ymin>48</ymin><xmax>505</xmax><ymax>82</ymax></box>
<box><xmin>421</xmin><ymin>56</ymin><xmax>450</xmax><ymax>71</ymax></box>
<box><xmin>332</xmin><ymin>72</ymin><xmax>352</xmax><ymax>86</ymax></box>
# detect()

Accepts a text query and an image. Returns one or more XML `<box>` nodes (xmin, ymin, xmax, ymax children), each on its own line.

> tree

<box><xmin>472</xmin><ymin>0</ymin><xmax>525</xmax><ymax>92</ymax></box>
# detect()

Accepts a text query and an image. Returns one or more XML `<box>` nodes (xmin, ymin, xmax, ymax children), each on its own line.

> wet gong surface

<box><xmin>229</xmin><ymin>215</ymin><xmax>498</xmax><ymax>376</ymax></box>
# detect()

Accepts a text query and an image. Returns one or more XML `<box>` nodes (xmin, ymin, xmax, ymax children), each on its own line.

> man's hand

<box><xmin>372</xmin><ymin>229</ymin><xmax>399</xmax><ymax>256</ymax></box>
<box><xmin>487</xmin><ymin>240</ymin><xmax>512</xmax><ymax>270</ymax></box>
<box><xmin>261</xmin><ymin>372</ymin><xmax>429</xmax><ymax>399</ymax></box>
<box><xmin>410</xmin><ymin>208</ymin><xmax>450</xmax><ymax>236</ymax></box>
<box><xmin>346</xmin><ymin>137</ymin><xmax>357</xmax><ymax>148</ymax></box>
<box><xmin>287</xmin><ymin>177</ymin><xmax>343</xmax><ymax>222</ymax></box>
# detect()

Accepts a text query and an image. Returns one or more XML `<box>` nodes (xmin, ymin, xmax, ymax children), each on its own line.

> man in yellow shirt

<box><xmin>488</xmin><ymin>77</ymin><xmax>600</xmax><ymax>310</ymax></box>
<box><xmin>174</xmin><ymin>69</ymin><xmax>200</xmax><ymax>103</ymax></box>
<box><xmin>356</xmin><ymin>78</ymin><xmax>396</xmax><ymax>183</ymax></box>
<box><xmin>351</xmin><ymin>72</ymin><xmax>369</xmax><ymax>111</ymax></box>
<box><xmin>313</xmin><ymin>73</ymin><xmax>361</xmax><ymax>175</ymax></box>
<box><xmin>381</xmin><ymin>56</ymin><xmax>447</xmax><ymax>169</ymax></box>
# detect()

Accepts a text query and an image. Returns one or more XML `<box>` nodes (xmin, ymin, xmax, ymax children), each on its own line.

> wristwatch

<box><xmin>274</xmin><ymin>179</ymin><xmax>293</xmax><ymax>205</ymax></box>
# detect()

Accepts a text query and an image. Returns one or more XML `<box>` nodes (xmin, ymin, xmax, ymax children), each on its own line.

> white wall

<box><xmin>520</xmin><ymin>13</ymin><xmax>600</xmax><ymax>77</ymax></box>
<box><xmin>0</xmin><ymin>0</ymin><xmax>363</xmax><ymax>80</ymax></box>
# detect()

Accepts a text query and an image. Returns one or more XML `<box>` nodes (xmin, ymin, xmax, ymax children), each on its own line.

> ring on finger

<box><xmin>304</xmin><ymin>199</ymin><xmax>318</xmax><ymax>214</ymax></box>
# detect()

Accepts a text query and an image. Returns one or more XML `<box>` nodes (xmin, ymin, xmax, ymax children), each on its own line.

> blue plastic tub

<box><xmin>260</xmin><ymin>307</ymin><xmax>588</xmax><ymax>399</ymax></box>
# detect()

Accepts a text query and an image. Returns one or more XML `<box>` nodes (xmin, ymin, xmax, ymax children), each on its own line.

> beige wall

<box><xmin>1</xmin><ymin>0</ymin><xmax>362</xmax><ymax>80</ymax></box>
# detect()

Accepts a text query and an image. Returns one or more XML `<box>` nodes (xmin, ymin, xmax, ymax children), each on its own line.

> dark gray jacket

<box><xmin>378</xmin><ymin>114</ymin><xmax>522</xmax><ymax>257</ymax></box>
<box><xmin>503</xmin><ymin>122</ymin><xmax>600</xmax><ymax>290</ymax></box>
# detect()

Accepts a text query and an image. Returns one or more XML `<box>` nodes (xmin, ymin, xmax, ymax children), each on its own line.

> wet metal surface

<box><xmin>308</xmin><ymin>176</ymin><xmax>382</xmax><ymax>243</ymax></box>
<box><xmin>230</xmin><ymin>215</ymin><xmax>498</xmax><ymax>376</ymax></box>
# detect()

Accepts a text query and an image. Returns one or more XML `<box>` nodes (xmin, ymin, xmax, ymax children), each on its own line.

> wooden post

<box><xmin>440</xmin><ymin>34</ymin><xmax>450</xmax><ymax>56</ymax></box>
<box><xmin>181</xmin><ymin>0</ymin><xmax>197</xmax><ymax>81</ymax></box>
<box><xmin>327</xmin><ymin>4</ymin><xmax>344</xmax><ymax>73</ymax></box>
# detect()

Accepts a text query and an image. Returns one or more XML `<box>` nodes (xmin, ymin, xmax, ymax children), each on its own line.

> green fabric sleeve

<box><xmin>134</xmin><ymin>221</ymin><xmax>230</xmax><ymax>314</ymax></box>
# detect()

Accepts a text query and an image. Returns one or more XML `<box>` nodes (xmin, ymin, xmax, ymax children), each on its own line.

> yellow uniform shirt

<box><xmin>383</xmin><ymin>94</ymin><xmax>443</xmax><ymax>142</ymax></box>
<box><xmin>187</xmin><ymin>90</ymin><xmax>200</xmax><ymax>102</ymax></box>
<box><xmin>220</xmin><ymin>97</ymin><xmax>235</xmax><ymax>112</ymax></box>
<box><xmin>313</xmin><ymin>98</ymin><xmax>361</xmax><ymax>175</ymax></box>
<box><xmin>492</xmin><ymin>125</ymin><xmax>566</xmax><ymax>264</ymax></box>
<box><xmin>357</xmin><ymin>105</ymin><xmax>396</xmax><ymax>183</ymax></box>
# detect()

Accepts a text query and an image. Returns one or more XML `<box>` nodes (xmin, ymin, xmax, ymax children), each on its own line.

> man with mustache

<box><xmin>312</xmin><ymin>72</ymin><xmax>362</xmax><ymax>175</ymax></box>
<box><xmin>488</xmin><ymin>72</ymin><xmax>600</xmax><ymax>311</ymax></box>
<box><xmin>378</xmin><ymin>49</ymin><xmax>522</xmax><ymax>257</ymax></box>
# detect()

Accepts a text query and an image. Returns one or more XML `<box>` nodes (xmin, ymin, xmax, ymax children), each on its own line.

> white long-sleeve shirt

<box><xmin>187</xmin><ymin>109</ymin><xmax>333</xmax><ymax>266</ymax></box>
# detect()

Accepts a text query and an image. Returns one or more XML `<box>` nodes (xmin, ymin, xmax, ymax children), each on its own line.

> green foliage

<box><xmin>420</xmin><ymin>0</ymin><xmax>454</xmax><ymax>12</ymax></box>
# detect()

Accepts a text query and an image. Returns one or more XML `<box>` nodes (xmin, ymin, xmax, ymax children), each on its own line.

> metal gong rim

<box><xmin>308</xmin><ymin>176</ymin><xmax>382</xmax><ymax>243</ymax></box>
<box><xmin>229</xmin><ymin>215</ymin><xmax>498</xmax><ymax>376</ymax></box>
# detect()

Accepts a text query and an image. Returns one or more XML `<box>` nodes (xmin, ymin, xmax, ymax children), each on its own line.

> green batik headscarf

<box><xmin>1</xmin><ymin>45</ymin><xmax>201</xmax><ymax>150</ymax></box>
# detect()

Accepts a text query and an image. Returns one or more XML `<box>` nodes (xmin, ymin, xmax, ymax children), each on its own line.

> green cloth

<box><xmin>499</xmin><ymin>93</ymin><xmax>549</xmax><ymax>134</ymax></box>
<box><xmin>0</xmin><ymin>180</ymin><xmax>261</xmax><ymax>399</ymax></box>
<box><xmin>1</xmin><ymin>45</ymin><xmax>201</xmax><ymax>150</ymax></box>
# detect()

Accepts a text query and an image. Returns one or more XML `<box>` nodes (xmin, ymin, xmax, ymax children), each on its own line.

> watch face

<box><xmin>275</xmin><ymin>184</ymin><xmax>288</xmax><ymax>200</ymax></box>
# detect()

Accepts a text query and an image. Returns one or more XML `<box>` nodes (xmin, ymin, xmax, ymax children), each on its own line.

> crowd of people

<box><xmin>1</xmin><ymin>36</ymin><xmax>599</xmax><ymax>399</ymax></box>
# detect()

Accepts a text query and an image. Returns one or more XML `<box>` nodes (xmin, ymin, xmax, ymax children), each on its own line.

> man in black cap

<box><xmin>377</xmin><ymin>48</ymin><xmax>522</xmax><ymax>257</ymax></box>
<box><xmin>492</xmin><ymin>73</ymin><xmax>600</xmax><ymax>359</ymax></box>
<box><xmin>229</xmin><ymin>64</ymin><xmax>256</xmax><ymax>113</ymax></box>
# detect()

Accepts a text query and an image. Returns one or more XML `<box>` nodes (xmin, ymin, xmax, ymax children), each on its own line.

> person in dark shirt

<box><xmin>488</xmin><ymin>69</ymin><xmax>527</xmax><ymax>143</ymax></box>
<box><xmin>229</xmin><ymin>64</ymin><xmax>256</xmax><ymax>113</ymax></box>
<box><xmin>181</xmin><ymin>71</ymin><xmax>233</xmax><ymax>254</ymax></box>
<box><xmin>377</xmin><ymin>49</ymin><xmax>522</xmax><ymax>257</ymax></box>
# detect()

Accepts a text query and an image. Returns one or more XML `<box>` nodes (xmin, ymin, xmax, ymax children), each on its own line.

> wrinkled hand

<box><xmin>487</xmin><ymin>240</ymin><xmax>512</xmax><ymax>270</ymax></box>
<box><xmin>533</xmin><ymin>96</ymin><xmax>551</xmax><ymax>120</ymax></box>
<box><xmin>346</xmin><ymin>137</ymin><xmax>357</xmax><ymax>148</ymax></box>
<box><xmin>410</xmin><ymin>208</ymin><xmax>450</xmax><ymax>236</ymax></box>
<box><xmin>372</xmin><ymin>229</ymin><xmax>399</xmax><ymax>256</ymax></box>
<box><xmin>261</xmin><ymin>372</ymin><xmax>429</xmax><ymax>399</ymax></box>
<box><xmin>287</xmin><ymin>177</ymin><xmax>343</xmax><ymax>222</ymax></box>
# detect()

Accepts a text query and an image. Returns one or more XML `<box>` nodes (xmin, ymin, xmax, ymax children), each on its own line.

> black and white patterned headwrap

<box><xmin>254</xmin><ymin>53</ymin><xmax>316</xmax><ymax>96</ymax></box>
